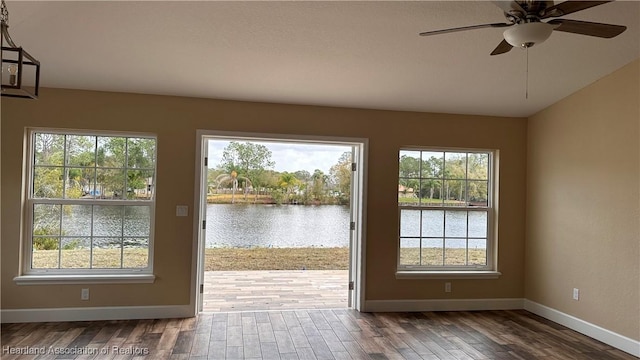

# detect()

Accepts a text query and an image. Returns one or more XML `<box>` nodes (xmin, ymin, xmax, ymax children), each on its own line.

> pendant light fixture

<box><xmin>1</xmin><ymin>0</ymin><xmax>40</xmax><ymax>99</ymax></box>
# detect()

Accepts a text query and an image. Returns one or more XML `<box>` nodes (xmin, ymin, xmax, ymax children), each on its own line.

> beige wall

<box><xmin>526</xmin><ymin>59</ymin><xmax>640</xmax><ymax>340</ymax></box>
<box><xmin>1</xmin><ymin>89</ymin><xmax>527</xmax><ymax>309</ymax></box>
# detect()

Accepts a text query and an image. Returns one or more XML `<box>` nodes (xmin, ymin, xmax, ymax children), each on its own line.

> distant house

<box><xmin>398</xmin><ymin>184</ymin><xmax>415</xmax><ymax>198</ymax></box>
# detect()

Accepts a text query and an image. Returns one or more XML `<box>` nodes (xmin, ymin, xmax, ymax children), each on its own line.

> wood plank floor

<box><xmin>1</xmin><ymin>310</ymin><xmax>637</xmax><ymax>360</ymax></box>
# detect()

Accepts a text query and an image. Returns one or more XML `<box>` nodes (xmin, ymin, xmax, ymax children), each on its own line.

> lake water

<box><xmin>50</xmin><ymin>204</ymin><xmax>487</xmax><ymax>250</ymax></box>
<box><xmin>33</xmin><ymin>204</ymin><xmax>151</xmax><ymax>248</ymax></box>
<box><xmin>206</xmin><ymin>204</ymin><xmax>350</xmax><ymax>248</ymax></box>
<box><xmin>206</xmin><ymin>204</ymin><xmax>487</xmax><ymax>249</ymax></box>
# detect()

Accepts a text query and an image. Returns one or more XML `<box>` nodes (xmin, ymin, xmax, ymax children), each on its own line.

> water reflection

<box><xmin>206</xmin><ymin>204</ymin><xmax>350</xmax><ymax>248</ymax></box>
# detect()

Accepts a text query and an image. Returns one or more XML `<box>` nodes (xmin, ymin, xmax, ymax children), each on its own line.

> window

<box><xmin>398</xmin><ymin>149</ymin><xmax>494</xmax><ymax>272</ymax></box>
<box><xmin>24</xmin><ymin>130</ymin><xmax>156</xmax><ymax>275</ymax></box>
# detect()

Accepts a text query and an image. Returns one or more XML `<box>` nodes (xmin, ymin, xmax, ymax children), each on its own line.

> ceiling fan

<box><xmin>419</xmin><ymin>1</ymin><xmax>627</xmax><ymax>55</ymax></box>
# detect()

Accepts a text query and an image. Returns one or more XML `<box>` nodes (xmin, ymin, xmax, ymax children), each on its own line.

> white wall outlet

<box><xmin>572</xmin><ymin>288</ymin><xmax>579</xmax><ymax>300</ymax></box>
<box><xmin>445</xmin><ymin>282</ymin><xmax>452</xmax><ymax>293</ymax></box>
<box><xmin>176</xmin><ymin>205</ymin><xmax>188</xmax><ymax>217</ymax></box>
<box><xmin>81</xmin><ymin>288</ymin><xmax>90</xmax><ymax>301</ymax></box>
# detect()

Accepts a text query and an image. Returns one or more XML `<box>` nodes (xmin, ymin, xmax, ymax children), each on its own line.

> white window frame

<box><xmin>396</xmin><ymin>147</ymin><xmax>500</xmax><ymax>279</ymax></box>
<box><xmin>17</xmin><ymin>128</ymin><xmax>157</xmax><ymax>283</ymax></box>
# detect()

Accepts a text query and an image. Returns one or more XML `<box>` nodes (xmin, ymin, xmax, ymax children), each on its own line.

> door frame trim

<box><xmin>190</xmin><ymin>129</ymin><xmax>368</xmax><ymax>314</ymax></box>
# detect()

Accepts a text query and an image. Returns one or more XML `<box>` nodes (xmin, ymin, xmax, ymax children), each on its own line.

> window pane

<box><xmin>468</xmin><ymin>212</ymin><xmax>487</xmax><ymax>238</ymax></box>
<box><xmin>468</xmin><ymin>153</ymin><xmax>489</xmax><ymax>180</ymax></box>
<box><xmin>92</xmin><ymin>238</ymin><xmax>122</xmax><ymax>268</ymax></box>
<box><xmin>444</xmin><ymin>152</ymin><xmax>466</xmax><ymax>179</ymax></box>
<box><xmin>127</xmin><ymin>138</ymin><xmax>156</xmax><ymax>169</ymax></box>
<box><xmin>469</xmin><ymin>239</ymin><xmax>487</xmax><ymax>266</ymax></box>
<box><xmin>32</xmin><ymin>237</ymin><xmax>59</xmax><ymax>269</ymax></box>
<box><xmin>66</xmin><ymin>135</ymin><xmax>96</xmax><ymax>166</ymax></box>
<box><xmin>421</xmin><ymin>239</ymin><xmax>443</xmax><ymax>266</ymax></box>
<box><xmin>420</xmin><ymin>179</ymin><xmax>442</xmax><ymax>206</ymax></box>
<box><xmin>62</xmin><ymin>205</ymin><xmax>92</xmax><ymax>236</ymax></box>
<box><xmin>399</xmin><ymin>238</ymin><xmax>420</xmax><ymax>265</ymax></box>
<box><xmin>34</xmin><ymin>204</ymin><xmax>61</xmax><ymax>236</ymax></box>
<box><xmin>65</xmin><ymin>168</ymin><xmax>95</xmax><ymax>199</ymax></box>
<box><xmin>124</xmin><ymin>206</ymin><xmax>151</xmax><ymax>237</ymax></box>
<box><xmin>97</xmin><ymin>136</ymin><xmax>126</xmax><ymax>168</ymax></box>
<box><xmin>445</xmin><ymin>211</ymin><xmax>467</xmax><ymax>237</ymax></box>
<box><xmin>399</xmin><ymin>151</ymin><xmax>421</xmax><ymax>178</ymax></box>
<box><xmin>123</xmin><ymin>238</ymin><xmax>148</xmax><ymax>268</ymax></box>
<box><xmin>127</xmin><ymin>170</ymin><xmax>155</xmax><ymax>200</ymax></box>
<box><xmin>400</xmin><ymin>210</ymin><xmax>420</xmax><ymax>237</ymax></box>
<box><xmin>94</xmin><ymin>206</ymin><xmax>123</xmax><ymax>237</ymax></box>
<box><xmin>444</xmin><ymin>239</ymin><xmax>466</xmax><ymax>265</ymax></box>
<box><xmin>34</xmin><ymin>133</ymin><xmax>64</xmax><ymax>166</ymax></box>
<box><xmin>97</xmin><ymin>169</ymin><xmax>125</xmax><ymax>199</ymax></box>
<box><xmin>33</xmin><ymin>167</ymin><xmax>63</xmax><ymax>198</ymax></box>
<box><xmin>421</xmin><ymin>210</ymin><xmax>443</xmax><ymax>237</ymax></box>
<box><xmin>444</xmin><ymin>180</ymin><xmax>466</xmax><ymax>206</ymax></box>
<box><xmin>61</xmin><ymin>238</ymin><xmax>90</xmax><ymax>268</ymax></box>
<box><xmin>468</xmin><ymin>181</ymin><xmax>488</xmax><ymax>207</ymax></box>
<box><xmin>421</xmin><ymin>151</ymin><xmax>443</xmax><ymax>178</ymax></box>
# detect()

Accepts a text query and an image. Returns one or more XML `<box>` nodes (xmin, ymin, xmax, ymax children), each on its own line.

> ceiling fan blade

<box><xmin>419</xmin><ymin>23</ymin><xmax>512</xmax><ymax>36</ymax></box>
<box><xmin>490</xmin><ymin>39</ymin><xmax>514</xmax><ymax>55</ymax></box>
<box><xmin>548</xmin><ymin>19</ymin><xmax>627</xmax><ymax>38</ymax></box>
<box><xmin>541</xmin><ymin>1</ymin><xmax>613</xmax><ymax>18</ymax></box>
<box><xmin>492</xmin><ymin>1</ymin><xmax>526</xmax><ymax>14</ymax></box>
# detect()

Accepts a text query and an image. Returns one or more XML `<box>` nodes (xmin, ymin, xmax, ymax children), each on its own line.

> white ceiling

<box><xmin>5</xmin><ymin>1</ymin><xmax>639</xmax><ymax>117</ymax></box>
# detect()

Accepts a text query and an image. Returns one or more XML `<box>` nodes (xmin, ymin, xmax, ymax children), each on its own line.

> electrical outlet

<box><xmin>572</xmin><ymin>288</ymin><xmax>579</xmax><ymax>301</ymax></box>
<box><xmin>81</xmin><ymin>288</ymin><xmax>89</xmax><ymax>301</ymax></box>
<box><xmin>445</xmin><ymin>282</ymin><xmax>452</xmax><ymax>293</ymax></box>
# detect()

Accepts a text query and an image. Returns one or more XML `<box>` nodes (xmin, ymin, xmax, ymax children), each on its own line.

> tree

<box><xmin>420</xmin><ymin>154</ymin><xmax>443</xmax><ymax>201</ymax></box>
<box><xmin>443</xmin><ymin>153</ymin><xmax>466</xmax><ymax>203</ymax></box>
<box><xmin>214</xmin><ymin>171</ymin><xmax>252</xmax><ymax>203</ymax></box>
<box><xmin>293</xmin><ymin>170</ymin><xmax>311</xmax><ymax>183</ymax></box>
<box><xmin>219</xmin><ymin>142</ymin><xmax>275</xmax><ymax>202</ymax></box>
<box><xmin>310</xmin><ymin>169</ymin><xmax>328</xmax><ymax>202</ymax></box>
<box><xmin>278</xmin><ymin>172</ymin><xmax>299</xmax><ymax>203</ymax></box>
<box><xmin>399</xmin><ymin>154</ymin><xmax>420</xmax><ymax>199</ymax></box>
<box><xmin>330</xmin><ymin>152</ymin><xmax>352</xmax><ymax>205</ymax></box>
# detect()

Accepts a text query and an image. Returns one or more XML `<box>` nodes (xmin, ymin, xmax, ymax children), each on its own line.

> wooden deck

<box><xmin>203</xmin><ymin>270</ymin><xmax>349</xmax><ymax>312</ymax></box>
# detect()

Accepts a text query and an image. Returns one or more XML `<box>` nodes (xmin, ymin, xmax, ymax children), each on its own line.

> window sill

<box><xmin>13</xmin><ymin>274</ymin><xmax>156</xmax><ymax>285</ymax></box>
<box><xmin>395</xmin><ymin>271</ymin><xmax>501</xmax><ymax>280</ymax></box>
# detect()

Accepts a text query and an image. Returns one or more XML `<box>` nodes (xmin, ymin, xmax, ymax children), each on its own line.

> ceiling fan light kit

<box><xmin>503</xmin><ymin>22</ymin><xmax>554</xmax><ymax>48</ymax></box>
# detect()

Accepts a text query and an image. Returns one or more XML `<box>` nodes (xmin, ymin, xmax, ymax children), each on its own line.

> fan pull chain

<box><xmin>525</xmin><ymin>47</ymin><xmax>529</xmax><ymax>100</ymax></box>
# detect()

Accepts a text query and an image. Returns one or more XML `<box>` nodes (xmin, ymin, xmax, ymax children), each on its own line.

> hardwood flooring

<box><xmin>1</xmin><ymin>310</ymin><xmax>637</xmax><ymax>360</ymax></box>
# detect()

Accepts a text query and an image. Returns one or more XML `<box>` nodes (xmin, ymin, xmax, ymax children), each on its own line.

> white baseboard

<box><xmin>524</xmin><ymin>300</ymin><xmax>640</xmax><ymax>357</ymax></box>
<box><xmin>1</xmin><ymin>305</ymin><xmax>193</xmax><ymax>323</ymax></box>
<box><xmin>363</xmin><ymin>298</ymin><xmax>524</xmax><ymax>312</ymax></box>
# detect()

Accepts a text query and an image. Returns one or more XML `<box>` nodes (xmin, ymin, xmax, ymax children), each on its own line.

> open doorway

<box><xmin>192</xmin><ymin>131</ymin><xmax>366</xmax><ymax>313</ymax></box>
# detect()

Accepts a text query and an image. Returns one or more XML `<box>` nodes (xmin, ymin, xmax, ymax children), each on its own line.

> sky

<box><xmin>207</xmin><ymin>139</ymin><xmax>351</xmax><ymax>174</ymax></box>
